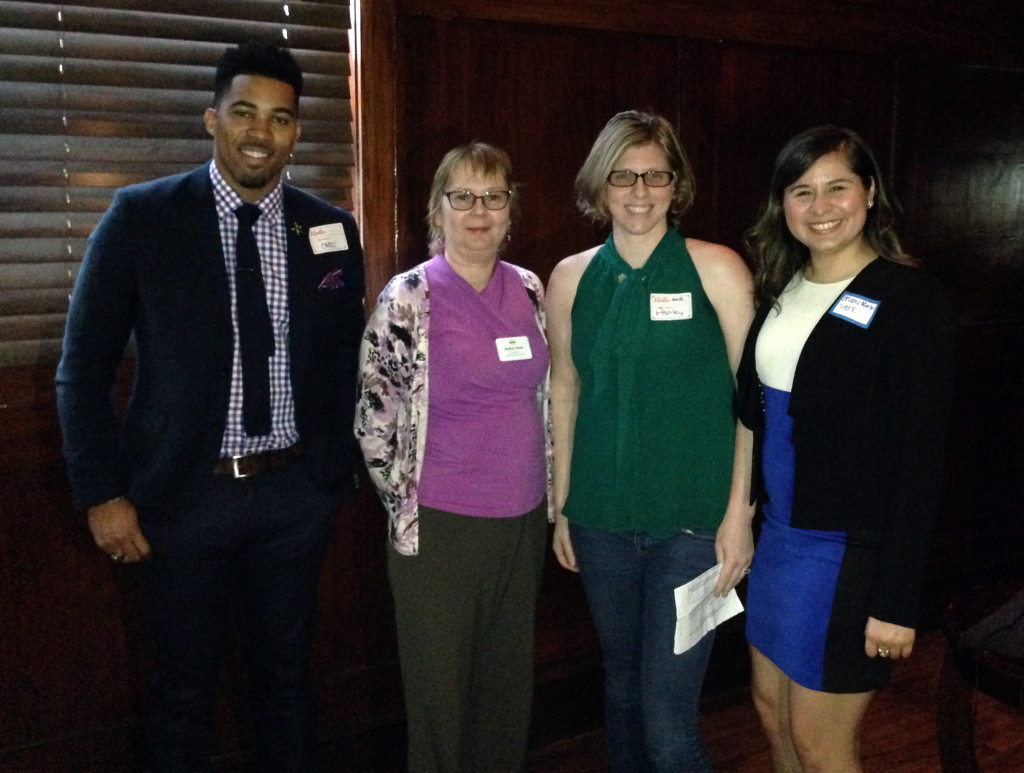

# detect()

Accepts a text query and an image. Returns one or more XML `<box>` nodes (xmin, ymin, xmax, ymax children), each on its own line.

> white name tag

<box><xmin>309</xmin><ymin>223</ymin><xmax>349</xmax><ymax>254</ymax></box>
<box><xmin>650</xmin><ymin>292</ymin><xmax>692</xmax><ymax>321</ymax></box>
<box><xmin>496</xmin><ymin>336</ymin><xmax>533</xmax><ymax>361</ymax></box>
<box><xmin>829</xmin><ymin>293</ymin><xmax>880</xmax><ymax>328</ymax></box>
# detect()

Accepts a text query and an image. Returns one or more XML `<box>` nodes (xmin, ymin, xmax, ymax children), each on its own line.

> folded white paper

<box><xmin>673</xmin><ymin>563</ymin><xmax>744</xmax><ymax>654</ymax></box>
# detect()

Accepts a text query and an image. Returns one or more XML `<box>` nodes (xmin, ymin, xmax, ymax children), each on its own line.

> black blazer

<box><xmin>56</xmin><ymin>164</ymin><xmax>365</xmax><ymax>521</ymax></box>
<box><xmin>737</xmin><ymin>258</ymin><xmax>955</xmax><ymax>627</ymax></box>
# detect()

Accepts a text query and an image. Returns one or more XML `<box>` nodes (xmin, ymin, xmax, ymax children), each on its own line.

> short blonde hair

<box><xmin>575</xmin><ymin>110</ymin><xmax>696</xmax><ymax>228</ymax></box>
<box><xmin>426</xmin><ymin>142</ymin><xmax>519</xmax><ymax>256</ymax></box>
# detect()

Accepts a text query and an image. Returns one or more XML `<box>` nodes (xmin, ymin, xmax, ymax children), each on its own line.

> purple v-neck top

<box><xmin>417</xmin><ymin>255</ymin><xmax>549</xmax><ymax>517</ymax></box>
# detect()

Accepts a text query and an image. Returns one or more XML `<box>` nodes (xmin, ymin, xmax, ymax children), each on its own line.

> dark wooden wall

<box><xmin>358</xmin><ymin>0</ymin><xmax>1024</xmax><ymax>607</ymax></box>
<box><xmin>3</xmin><ymin>0</ymin><xmax>1023</xmax><ymax>767</ymax></box>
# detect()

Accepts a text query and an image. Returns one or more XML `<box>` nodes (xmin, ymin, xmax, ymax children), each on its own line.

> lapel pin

<box><xmin>291</xmin><ymin>222</ymin><xmax>304</xmax><ymax>236</ymax></box>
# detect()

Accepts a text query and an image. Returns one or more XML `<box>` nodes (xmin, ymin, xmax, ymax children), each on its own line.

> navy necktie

<box><xmin>234</xmin><ymin>203</ymin><xmax>274</xmax><ymax>436</ymax></box>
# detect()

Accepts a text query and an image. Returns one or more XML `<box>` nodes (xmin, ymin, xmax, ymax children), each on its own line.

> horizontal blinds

<box><xmin>0</xmin><ymin>0</ymin><xmax>354</xmax><ymax>365</ymax></box>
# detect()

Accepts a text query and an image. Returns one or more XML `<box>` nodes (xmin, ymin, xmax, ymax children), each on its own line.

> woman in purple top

<box><xmin>356</xmin><ymin>143</ymin><xmax>552</xmax><ymax>772</ymax></box>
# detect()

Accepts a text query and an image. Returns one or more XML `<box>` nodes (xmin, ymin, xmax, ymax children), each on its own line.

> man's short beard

<box><xmin>238</xmin><ymin>171</ymin><xmax>276</xmax><ymax>190</ymax></box>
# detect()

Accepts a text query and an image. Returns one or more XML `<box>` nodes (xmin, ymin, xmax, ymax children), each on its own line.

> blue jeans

<box><xmin>571</xmin><ymin>523</ymin><xmax>718</xmax><ymax>773</ymax></box>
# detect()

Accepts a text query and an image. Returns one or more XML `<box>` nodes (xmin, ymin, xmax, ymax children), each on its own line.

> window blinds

<box><xmin>0</xmin><ymin>0</ymin><xmax>354</xmax><ymax>365</ymax></box>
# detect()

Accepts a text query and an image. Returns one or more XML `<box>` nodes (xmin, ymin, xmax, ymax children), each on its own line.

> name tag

<box><xmin>650</xmin><ymin>292</ymin><xmax>692</xmax><ymax>321</ymax></box>
<box><xmin>496</xmin><ymin>336</ymin><xmax>532</xmax><ymax>361</ymax></box>
<box><xmin>309</xmin><ymin>223</ymin><xmax>349</xmax><ymax>254</ymax></box>
<box><xmin>829</xmin><ymin>293</ymin><xmax>880</xmax><ymax>328</ymax></box>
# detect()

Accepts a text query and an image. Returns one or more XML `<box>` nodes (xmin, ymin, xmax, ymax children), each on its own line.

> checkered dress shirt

<box><xmin>210</xmin><ymin>161</ymin><xmax>299</xmax><ymax>457</ymax></box>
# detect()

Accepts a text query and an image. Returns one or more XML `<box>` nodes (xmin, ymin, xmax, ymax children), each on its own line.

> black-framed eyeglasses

<box><xmin>606</xmin><ymin>170</ymin><xmax>675</xmax><ymax>188</ymax></box>
<box><xmin>444</xmin><ymin>190</ymin><xmax>512</xmax><ymax>210</ymax></box>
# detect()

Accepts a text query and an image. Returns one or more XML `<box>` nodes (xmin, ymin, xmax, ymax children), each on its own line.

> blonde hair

<box><xmin>575</xmin><ymin>110</ymin><xmax>696</xmax><ymax>228</ymax></box>
<box><xmin>426</xmin><ymin>142</ymin><xmax>519</xmax><ymax>256</ymax></box>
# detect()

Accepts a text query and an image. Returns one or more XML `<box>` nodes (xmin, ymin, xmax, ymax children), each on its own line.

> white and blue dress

<box><xmin>740</xmin><ymin>260</ymin><xmax>954</xmax><ymax>693</ymax></box>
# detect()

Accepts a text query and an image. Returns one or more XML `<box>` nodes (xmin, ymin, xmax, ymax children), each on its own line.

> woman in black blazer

<box><xmin>737</xmin><ymin>126</ymin><xmax>955</xmax><ymax>772</ymax></box>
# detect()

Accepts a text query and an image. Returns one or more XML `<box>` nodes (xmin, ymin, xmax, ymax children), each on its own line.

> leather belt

<box><xmin>214</xmin><ymin>443</ymin><xmax>302</xmax><ymax>479</ymax></box>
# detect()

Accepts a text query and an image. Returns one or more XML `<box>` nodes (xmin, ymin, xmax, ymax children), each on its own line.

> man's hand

<box><xmin>87</xmin><ymin>497</ymin><xmax>152</xmax><ymax>564</ymax></box>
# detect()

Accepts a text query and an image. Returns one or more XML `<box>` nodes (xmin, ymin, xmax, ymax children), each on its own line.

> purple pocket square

<box><xmin>318</xmin><ymin>268</ymin><xmax>345</xmax><ymax>290</ymax></box>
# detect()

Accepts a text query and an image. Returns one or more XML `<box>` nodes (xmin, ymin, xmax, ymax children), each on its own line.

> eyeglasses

<box><xmin>606</xmin><ymin>170</ymin><xmax>675</xmax><ymax>188</ymax></box>
<box><xmin>444</xmin><ymin>190</ymin><xmax>512</xmax><ymax>210</ymax></box>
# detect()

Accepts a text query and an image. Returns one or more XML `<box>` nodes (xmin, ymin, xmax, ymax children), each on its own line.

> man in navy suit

<box><xmin>56</xmin><ymin>40</ymin><xmax>364</xmax><ymax>771</ymax></box>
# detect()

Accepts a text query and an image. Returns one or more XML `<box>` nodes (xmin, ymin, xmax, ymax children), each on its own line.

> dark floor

<box><xmin>339</xmin><ymin>628</ymin><xmax>1024</xmax><ymax>772</ymax></box>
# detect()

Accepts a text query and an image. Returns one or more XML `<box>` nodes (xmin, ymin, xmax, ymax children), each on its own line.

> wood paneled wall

<box><xmin>2</xmin><ymin>0</ymin><xmax>1022</xmax><ymax>766</ymax></box>
<box><xmin>360</xmin><ymin>0</ymin><xmax>1024</xmax><ymax>605</ymax></box>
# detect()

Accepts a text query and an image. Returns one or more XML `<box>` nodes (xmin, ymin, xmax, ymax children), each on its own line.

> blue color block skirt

<box><xmin>745</xmin><ymin>385</ymin><xmax>890</xmax><ymax>693</ymax></box>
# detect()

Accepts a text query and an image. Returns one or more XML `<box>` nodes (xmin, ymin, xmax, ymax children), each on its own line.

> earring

<box><xmin>868</xmin><ymin>200</ymin><xmax>874</xmax><ymax>209</ymax></box>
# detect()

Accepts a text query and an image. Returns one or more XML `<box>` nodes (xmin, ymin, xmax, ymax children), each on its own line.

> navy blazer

<box><xmin>737</xmin><ymin>258</ymin><xmax>955</xmax><ymax>627</ymax></box>
<box><xmin>56</xmin><ymin>164</ymin><xmax>365</xmax><ymax>520</ymax></box>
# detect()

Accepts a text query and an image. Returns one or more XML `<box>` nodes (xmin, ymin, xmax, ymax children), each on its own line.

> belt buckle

<box><xmin>230</xmin><ymin>455</ymin><xmax>252</xmax><ymax>479</ymax></box>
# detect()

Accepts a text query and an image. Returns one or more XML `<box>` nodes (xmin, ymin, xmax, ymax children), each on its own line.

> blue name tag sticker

<box><xmin>829</xmin><ymin>293</ymin><xmax>880</xmax><ymax>328</ymax></box>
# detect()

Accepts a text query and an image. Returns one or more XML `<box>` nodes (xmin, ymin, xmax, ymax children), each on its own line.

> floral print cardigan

<box><xmin>354</xmin><ymin>261</ymin><xmax>554</xmax><ymax>556</ymax></box>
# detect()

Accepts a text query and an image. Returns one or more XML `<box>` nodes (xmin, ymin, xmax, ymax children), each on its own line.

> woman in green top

<box><xmin>547</xmin><ymin>110</ymin><xmax>756</xmax><ymax>771</ymax></box>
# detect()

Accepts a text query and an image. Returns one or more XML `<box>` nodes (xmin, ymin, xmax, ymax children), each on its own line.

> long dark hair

<box><xmin>746</xmin><ymin>125</ymin><xmax>913</xmax><ymax>308</ymax></box>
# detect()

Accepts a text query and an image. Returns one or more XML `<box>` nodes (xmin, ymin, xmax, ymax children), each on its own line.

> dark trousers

<box><xmin>388</xmin><ymin>502</ymin><xmax>548</xmax><ymax>773</ymax></box>
<box><xmin>137</xmin><ymin>461</ymin><xmax>336</xmax><ymax>773</ymax></box>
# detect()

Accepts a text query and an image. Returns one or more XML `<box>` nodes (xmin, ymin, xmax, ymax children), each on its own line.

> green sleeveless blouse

<box><xmin>564</xmin><ymin>229</ymin><xmax>735</xmax><ymax>536</ymax></box>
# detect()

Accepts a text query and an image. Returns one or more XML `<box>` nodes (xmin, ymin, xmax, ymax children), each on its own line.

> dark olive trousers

<box><xmin>388</xmin><ymin>501</ymin><xmax>547</xmax><ymax>773</ymax></box>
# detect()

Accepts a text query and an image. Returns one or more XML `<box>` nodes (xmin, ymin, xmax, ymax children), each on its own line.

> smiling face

<box><xmin>204</xmin><ymin>74</ymin><xmax>301</xmax><ymax>202</ymax></box>
<box><xmin>783</xmin><ymin>151</ymin><xmax>875</xmax><ymax>263</ymax></box>
<box><xmin>434</xmin><ymin>160</ymin><xmax>511</xmax><ymax>266</ymax></box>
<box><xmin>605</xmin><ymin>142</ymin><xmax>675</xmax><ymax>240</ymax></box>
